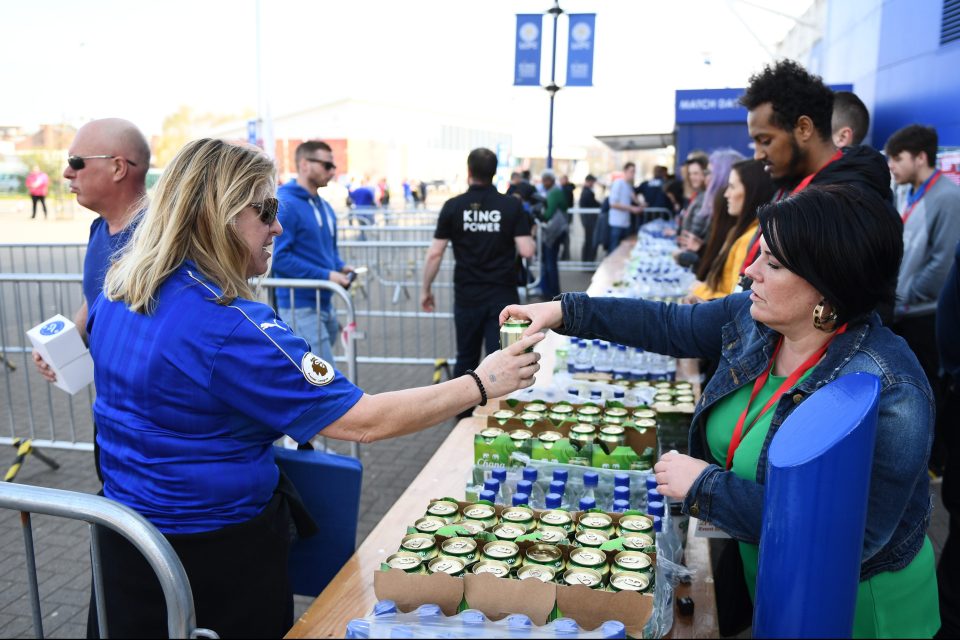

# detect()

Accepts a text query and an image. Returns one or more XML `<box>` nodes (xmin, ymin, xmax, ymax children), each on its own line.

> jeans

<box><xmin>453</xmin><ymin>296</ymin><xmax>519</xmax><ymax>379</ymax></box>
<box><xmin>608</xmin><ymin>225</ymin><xmax>629</xmax><ymax>252</ymax></box>
<box><xmin>279</xmin><ymin>307</ymin><xmax>339</xmax><ymax>365</ymax></box>
<box><xmin>540</xmin><ymin>240</ymin><xmax>561</xmax><ymax>300</ymax></box>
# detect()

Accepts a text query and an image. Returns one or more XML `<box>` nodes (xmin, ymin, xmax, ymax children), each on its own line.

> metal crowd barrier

<box><xmin>0</xmin><ymin>481</ymin><xmax>217</xmax><ymax>638</ymax></box>
<box><xmin>0</xmin><ymin>273</ymin><xmax>360</xmax><ymax>458</ymax></box>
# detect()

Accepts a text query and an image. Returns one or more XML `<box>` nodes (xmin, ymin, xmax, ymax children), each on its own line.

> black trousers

<box><xmin>453</xmin><ymin>294</ymin><xmax>520</xmax><ymax>380</ymax></box>
<box><xmin>86</xmin><ymin>491</ymin><xmax>294</xmax><ymax>639</ymax></box>
<box><xmin>893</xmin><ymin>313</ymin><xmax>946</xmax><ymax>470</ymax></box>
<box><xmin>938</xmin><ymin>378</ymin><xmax>960</xmax><ymax>637</ymax></box>
<box><xmin>581</xmin><ymin>214</ymin><xmax>597</xmax><ymax>262</ymax></box>
<box><xmin>31</xmin><ymin>195</ymin><xmax>47</xmax><ymax>218</ymax></box>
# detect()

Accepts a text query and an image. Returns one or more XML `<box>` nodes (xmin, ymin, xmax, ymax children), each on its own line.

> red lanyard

<box><xmin>901</xmin><ymin>171</ymin><xmax>942</xmax><ymax>225</ymax></box>
<box><xmin>741</xmin><ymin>234</ymin><xmax>761</xmax><ymax>276</ymax></box>
<box><xmin>724</xmin><ymin>324</ymin><xmax>848</xmax><ymax>470</ymax></box>
<box><xmin>791</xmin><ymin>150</ymin><xmax>843</xmax><ymax>195</ymax></box>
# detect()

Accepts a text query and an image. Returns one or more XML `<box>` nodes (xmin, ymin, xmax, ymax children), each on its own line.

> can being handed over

<box><xmin>501</xmin><ymin>317</ymin><xmax>533</xmax><ymax>352</ymax></box>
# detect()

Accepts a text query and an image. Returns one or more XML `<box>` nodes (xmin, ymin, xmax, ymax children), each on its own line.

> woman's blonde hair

<box><xmin>104</xmin><ymin>139</ymin><xmax>276</xmax><ymax>313</ymax></box>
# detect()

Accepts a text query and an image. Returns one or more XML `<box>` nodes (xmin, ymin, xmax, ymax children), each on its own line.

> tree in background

<box><xmin>153</xmin><ymin>106</ymin><xmax>254</xmax><ymax>167</ymax></box>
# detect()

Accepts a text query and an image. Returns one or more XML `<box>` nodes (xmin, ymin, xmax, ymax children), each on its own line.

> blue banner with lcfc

<box><xmin>566</xmin><ymin>13</ymin><xmax>595</xmax><ymax>87</ymax></box>
<box><xmin>514</xmin><ymin>14</ymin><xmax>542</xmax><ymax>86</ymax></box>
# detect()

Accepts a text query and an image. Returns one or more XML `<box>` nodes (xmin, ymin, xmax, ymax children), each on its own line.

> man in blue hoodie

<box><xmin>273</xmin><ymin>140</ymin><xmax>354</xmax><ymax>365</ymax></box>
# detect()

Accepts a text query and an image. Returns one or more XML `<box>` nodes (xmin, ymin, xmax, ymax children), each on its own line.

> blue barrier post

<box><xmin>753</xmin><ymin>372</ymin><xmax>881</xmax><ymax>638</ymax></box>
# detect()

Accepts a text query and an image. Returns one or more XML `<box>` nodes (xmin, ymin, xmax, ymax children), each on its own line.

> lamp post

<box><xmin>545</xmin><ymin>0</ymin><xmax>563</xmax><ymax>170</ymax></box>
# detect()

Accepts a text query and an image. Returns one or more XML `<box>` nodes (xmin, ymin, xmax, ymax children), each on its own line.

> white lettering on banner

<box><xmin>679</xmin><ymin>97</ymin><xmax>741</xmax><ymax>112</ymax></box>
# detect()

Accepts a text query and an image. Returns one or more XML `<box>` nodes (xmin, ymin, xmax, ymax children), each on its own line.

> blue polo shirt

<box><xmin>87</xmin><ymin>262</ymin><xmax>363</xmax><ymax>534</ymax></box>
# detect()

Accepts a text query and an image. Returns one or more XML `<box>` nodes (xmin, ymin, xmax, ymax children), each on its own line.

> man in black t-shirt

<box><xmin>422</xmin><ymin>148</ymin><xmax>535</xmax><ymax>398</ymax></box>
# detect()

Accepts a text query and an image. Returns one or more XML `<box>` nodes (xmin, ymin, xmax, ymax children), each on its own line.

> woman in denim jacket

<box><xmin>503</xmin><ymin>185</ymin><xmax>939</xmax><ymax>637</ymax></box>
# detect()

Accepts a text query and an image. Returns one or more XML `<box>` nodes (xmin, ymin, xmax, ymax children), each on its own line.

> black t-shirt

<box><xmin>435</xmin><ymin>184</ymin><xmax>532</xmax><ymax>304</ymax></box>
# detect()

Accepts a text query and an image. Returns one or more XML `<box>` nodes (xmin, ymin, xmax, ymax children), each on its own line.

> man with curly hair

<box><xmin>735</xmin><ymin>60</ymin><xmax>897</xmax><ymax>286</ymax></box>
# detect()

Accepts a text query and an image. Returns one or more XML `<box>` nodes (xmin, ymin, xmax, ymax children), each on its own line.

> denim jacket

<box><xmin>560</xmin><ymin>291</ymin><xmax>933</xmax><ymax>580</ymax></box>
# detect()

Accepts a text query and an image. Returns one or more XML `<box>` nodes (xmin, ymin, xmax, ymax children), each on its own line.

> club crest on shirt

<box><xmin>301</xmin><ymin>352</ymin><xmax>335</xmax><ymax>386</ymax></box>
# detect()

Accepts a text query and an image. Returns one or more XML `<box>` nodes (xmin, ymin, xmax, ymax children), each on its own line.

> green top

<box><xmin>706</xmin><ymin>373</ymin><xmax>940</xmax><ymax>638</ymax></box>
<box><xmin>544</xmin><ymin>187</ymin><xmax>567</xmax><ymax>221</ymax></box>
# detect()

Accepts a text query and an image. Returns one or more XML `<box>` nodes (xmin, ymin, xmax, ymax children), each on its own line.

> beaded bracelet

<box><xmin>463</xmin><ymin>369</ymin><xmax>487</xmax><ymax>406</ymax></box>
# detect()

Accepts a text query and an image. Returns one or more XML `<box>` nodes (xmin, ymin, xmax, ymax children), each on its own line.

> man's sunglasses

<box><xmin>305</xmin><ymin>158</ymin><xmax>336</xmax><ymax>171</ymax></box>
<box><xmin>67</xmin><ymin>155</ymin><xmax>138</xmax><ymax>171</ymax></box>
<box><xmin>250</xmin><ymin>198</ymin><xmax>279</xmax><ymax>225</ymax></box>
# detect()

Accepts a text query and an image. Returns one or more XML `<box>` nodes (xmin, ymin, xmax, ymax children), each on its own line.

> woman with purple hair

<box><xmin>676</xmin><ymin>148</ymin><xmax>745</xmax><ymax>268</ymax></box>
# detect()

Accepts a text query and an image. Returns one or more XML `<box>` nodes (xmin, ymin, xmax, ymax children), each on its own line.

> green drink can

<box><xmin>576</xmin><ymin>406</ymin><xmax>602</xmax><ymax>425</ymax></box>
<box><xmin>427</xmin><ymin>555</ymin><xmax>466</xmax><ymax>577</ymax></box>
<box><xmin>399</xmin><ymin>533</ymin><xmax>438</xmax><ymax>560</ymax></box>
<box><xmin>501</xmin><ymin>317</ymin><xmax>532</xmax><ymax>352</ymax></box>
<box><xmin>539</xmin><ymin>509</ymin><xmax>574</xmax><ymax>532</ymax></box>
<box><xmin>562</xmin><ymin>567</ymin><xmax>604</xmax><ymax>588</ymax></box>
<box><xmin>538</xmin><ymin>526</ymin><xmax>569</xmax><ymax>545</ymax></box>
<box><xmin>472</xmin><ymin>560</ymin><xmax>511</xmax><ymax>578</ymax></box>
<box><xmin>523</xmin><ymin>543</ymin><xmax>565</xmax><ymax>571</ymax></box>
<box><xmin>609</xmin><ymin>571</ymin><xmax>651</xmax><ymax>593</ymax></box>
<box><xmin>612</xmin><ymin>551</ymin><xmax>653</xmax><ymax>575</ymax></box>
<box><xmin>425</xmin><ymin>499</ymin><xmax>460</xmax><ymax>524</ymax></box>
<box><xmin>492</xmin><ymin>523</ymin><xmax>527</xmax><ymax>541</ymax></box>
<box><xmin>460</xmin><ymin>503</ymin><xmax>498</xmax><ymax>530</ymax></box>
<box><xmin>500</xmin><ymin>506</ymin><xmax>536</xmax><ymax>532</ymax></box>
<box><xmin>568</xmin><ymin>547</ymin><xmax>609</xmax><ymax>576</ymax></box>
<box><xmin>482</xmin><ymin>540</ymin><xmax>521</xmax><ymax>567</ymax></box>
<box><xmin>414</xmin><ymin>516</ymin><xmax>448</xmax><ymax>534</ymax></box>
<box><xmin>440</xmin><ymin>537</ymin><xmax>479</xmax><ymax>564</ymax></box>
<box><xmin>618</xmin><ymin>515</ymin><xmax>654</xmax><ymax>537</ymax></box>
<box><xmin>621</xmin><ymin>533</ymin><xmax>655</xmax><ymax>552</ymax></box>
<box><xmin>385</xmin><ymin>551</ymin><xmax>427</xmax><ymax>574</ymax></box>
<box><xmin>574</xmin><ymin>528</ymin><xmax>609</xmax><ymax>549</ymax></box>
<box><xmin>491</xmin><ymin>410</ymin><xmax>515</xmax><ymax>426</ymax></box>
<box><xmin>517</xmin><ymin>564</ymin><xmax>556</xmax><ymax>583</ymax></box>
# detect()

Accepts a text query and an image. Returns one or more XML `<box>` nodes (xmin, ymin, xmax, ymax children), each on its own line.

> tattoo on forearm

<box><xmin>489</xmin><ymin>374</ymin><xmax>496</xmax><ymax>383</ymax></box>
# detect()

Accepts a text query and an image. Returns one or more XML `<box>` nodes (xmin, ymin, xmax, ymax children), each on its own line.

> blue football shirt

<box><xmin>87</xmin><ymin>261</ymin><xmax>363</xmax><ymax>534</ymax></box>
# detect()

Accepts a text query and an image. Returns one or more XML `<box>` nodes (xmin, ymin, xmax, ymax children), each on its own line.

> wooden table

<box><xmin>286</xmin><ymin>236</ymin><xmax>718</xmax><ymax>638</ymax></box>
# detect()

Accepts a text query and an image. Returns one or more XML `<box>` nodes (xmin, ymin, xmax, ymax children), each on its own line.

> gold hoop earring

<box><xmin>813</xmin><ymin>300</ymin><xmax>838</xmax><ymax>332</ymax></box>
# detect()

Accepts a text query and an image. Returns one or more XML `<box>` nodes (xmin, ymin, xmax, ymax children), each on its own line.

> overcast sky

<box><xmin>4</xmin><ymin>0</ymin><xmax>813</xmax><ymax>146</ymax></box>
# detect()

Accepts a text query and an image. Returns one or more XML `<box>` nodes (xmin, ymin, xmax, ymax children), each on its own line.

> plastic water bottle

<box><xmin>545</xmin><ymin>492</ymin><xmax>563</xmax><ymax>510</ymax></box>
<box><xmin>612</xmin><ymin>344</ymin><xmax>630</xmax><ymax>380</ymax></box>
<box><xmin>512</xmin><ymin>493</ymin><xmax>530</xmax><ymax>507</ymax></box>
<box><xmin>579</xmin><ymin>496</ymin><xmax>597</xmax><ymax>511</ymax></box>
<box><xmin>614</xmin><ymin>485</ymin><xmax>630</xmax><ymax>507</ymax></box>
<box><xmin>492</xmin><ymin>468</ymin><xmax>511</xmax><ymax>504</ymax></box>
<box><xmin>590</xmin><ymin>389</ymin><xmax>604</xmax><ymax>402</ymax></box>
<box><xmin>612</xmin><ymin>499</ymin><xmax>630</xmax><ymax>512</ymax></box>
<box><xmin>666</xmin><ymin>357</ymin><xmax>677</xmax><ymax>382</ymax></box>
<box><xmin>567</xmin><ymin>386</ymin><xmax>580</xmax><ymax>398</ymax></box>
<box><xmin>581</xmin><ymin>471</ymin><xmax>599</xmax><ymax>508</ymax></box>
<box><xmin>573</xmin><ymin>340</ymin><xmax>592</xmax><ymax>374</ymax></box>
<box><xmin>523</xmin><ymin>467</ymin><xmax>546</xmax><ymax>509</ymax></box>
<box><xmin>594</xmin><ymin>343</ymin><xmax>613</xmax><ymax>376</ymax></box>
<box><xmin>629</xmin><ymin>347</ymin><xmax>647</xmax><ymax>381</ymax></box>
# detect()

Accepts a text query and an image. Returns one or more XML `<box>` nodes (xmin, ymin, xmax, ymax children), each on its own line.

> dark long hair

<box><xmin>758</xmin><ymin>184</ymin><xmax>902</xmax><ymax>324</ymax></box>
<box><xmin>697</xmin><ymin>160</ymin><xmax>775</xmax><ymax>289</ymax></box>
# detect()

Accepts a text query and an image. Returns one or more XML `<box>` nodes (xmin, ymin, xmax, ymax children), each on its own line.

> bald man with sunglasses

<box><xmin>32</xmin><ymin>118</ymin><xmax>149</xmax><ymax>386</ymax></box>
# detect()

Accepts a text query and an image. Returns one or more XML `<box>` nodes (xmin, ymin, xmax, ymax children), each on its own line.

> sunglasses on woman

<box><xmin>67</xmin><ymin>155</ymin><xmax>138</xmax><ymax>170</ymax></box>
<box><xmin>250</xmin><ymin>198</ymin><xmax>279</xmax><ymax>225</ymax></box>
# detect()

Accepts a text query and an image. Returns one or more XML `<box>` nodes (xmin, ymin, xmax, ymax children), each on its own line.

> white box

<box><xmin>26</xmin><ymin>314</ymin><xmax>94</xmax><ymax>395</ymax></box>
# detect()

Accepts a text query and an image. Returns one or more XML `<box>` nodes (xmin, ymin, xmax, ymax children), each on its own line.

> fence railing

<box><xmin>0</xmin><ymin>481</ymin><xmax>217</xmax><ymax>639</ymax></box>
<box><xmin>0</xmin><ymin>273</ymin><xmax>360</xmax><ymax>457</ymax></box>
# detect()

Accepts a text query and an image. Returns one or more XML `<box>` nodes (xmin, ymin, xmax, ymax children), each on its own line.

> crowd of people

<box><xmin>23</xmin><ymin>56</ymin><xmax>960</xmax><ymax>638</ymax></box>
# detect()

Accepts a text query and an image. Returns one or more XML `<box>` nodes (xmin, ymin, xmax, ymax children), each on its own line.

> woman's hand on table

<box><xmin>654</xmin><ymin>450</ymin><xmax>709</xmax><ymax>500</ymax></box>
<box><xmin>498</xmin><ymin>301</ymin><xmax>564</xmax><ymax>336</ymax></box>
<box><xmin>475</xmin><ymin>332</ymin><xmax>544</xmax><ymax>397</ymax></box>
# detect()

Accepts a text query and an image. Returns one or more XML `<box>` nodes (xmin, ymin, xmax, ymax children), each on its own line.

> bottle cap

<box><xmin>653</xmin><ymin>515</ymin><xmax>662</xmax><ymax>532</ymax></box>
<box><xmin>568</xmin><ymin>387</ymin><xmax>579</xmax><ymax>396</ymax></box>
<box><xmin>647</xmin><ymin>500</ymin><xmax>664</xmax><ymax>517</ymax></box>
<box><xmin>647</xmin><ymin>489</ymin><xmax>662</xmax><ymax>504</ymax></box>
<box><xmin>583</xmin><ymin>471</ymin><xmax>599</xmax><ymax>487</ymax></box>
<box><xmin>613</xmin><ymin>499</ymin><xmax>630</xmax><ymax>512</ymax></box>
<box><xmin>553</xmin><ymin>469</ymin><xmax>569</xmax><ymax>483</ymax></box>
<box><xmin>480</xmin><ymin>489</ymin><xmax>497</xmax><ymax>503</ymax></box>
<box><xmin>517</xmin><ymin>480</ymin><xmax>533</xmax><ymax>495</ymax></box>
<box><xmin>492</xmin><ymin>468</ymin><xmax>507</xmax><ymax>482</ymax></box>
<box><xmin>512</xmin><ymin>493</ymin><xmax>530</xmax><ymax>507</ymax></box>
<box><xmin>614</xmin><ymin>486</ymin><xmax>630</xmax><ymax>501</ymax></box>
<box><xmin>506</xmin><ymin>614</ymin><xmax>533</xmax><ymax>630</ymax></box>
<box><xmin>579</xmin><ymin>496</ymin><xmax>597</xmax><ymax>511</ymax></box>
<box><xmin>523</xmin><ymin>467</ymin><xmax>538</xmax><ymax>482</ymax></box>
<box><xmin>614</xmin><ymin>390</ymin><xmax>625</xmax><ymax>398</ymax></box>
<box><xmin>483</xmin><ymin>479</ymin><xmax>500</xmax><ymax>493</ymax></box>
<box><xmin>646</xmin><ymin>475</ymin><xmax>658</xmax><ymax>491</ymax></box>
<box><xmin>549</xmin><ymin>480</ymin><xmax>566</xmax><ymax>496</ymax></box>
<box><xmin>614</xmin><ymin>473</ymin><xmax>630</xmax><ymax>488</ymax></box>
<box><xmin>545</xmin><ymin>492</ymin><xmax>562</xmax><ymax>509</ymax></box>
<box><xmin>591</xmin><ymin>390</ymin><xmax>603</xmax><ymax>398</ymax></box>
